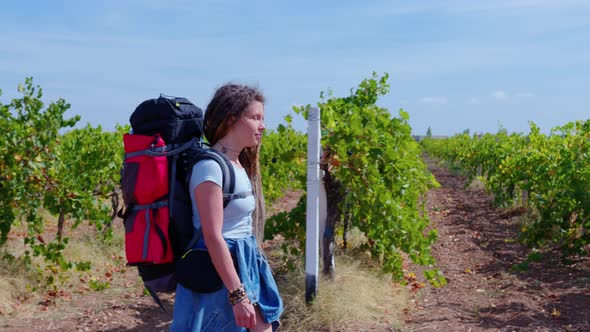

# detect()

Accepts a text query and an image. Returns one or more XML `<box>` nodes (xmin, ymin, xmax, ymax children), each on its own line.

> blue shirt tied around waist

<box><xmin>170</xmin><ymin>160</ymin><xmax>283</xmax><ymax>332</ymax></box>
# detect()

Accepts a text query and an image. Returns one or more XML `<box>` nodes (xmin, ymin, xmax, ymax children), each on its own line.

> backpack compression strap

<box><xmin>124</xmin><ymin>137</ymin><xmax>197</xmax><ymax>159</ymax></box>
<box><xmin>131</xmin><ymin>200</ymin><xmax>170</xmax><ymax>262</ymax></box>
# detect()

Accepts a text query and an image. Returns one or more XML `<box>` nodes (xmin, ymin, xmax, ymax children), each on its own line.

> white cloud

<box><xmin>515</xmin><ymin>92</ymin><xmax>535</xmax><ymax>98</ymax></box>
<box><xmin>418</xmin><ymin>96</ymin><xmax>448</xmax><ymax>105</ymax></box>
<box><xmin>491</xmin><ymin>91</ymin><xmax>508</xmax><ymax>100</ymax></box>
<box><xmin>468</xmin><ymin>97</ymin><xmax>480</xmax><ymax>104</ymax></box>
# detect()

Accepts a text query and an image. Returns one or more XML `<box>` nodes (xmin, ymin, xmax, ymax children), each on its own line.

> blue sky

<box><xmin>1</xmin><ymin>0</ymin><xmax>589</xmax><ymax>135</ymax></box>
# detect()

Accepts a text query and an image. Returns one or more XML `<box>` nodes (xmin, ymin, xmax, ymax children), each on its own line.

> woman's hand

<box><xmin>233</xmin><ymin>299</ymin><xmax>256</xmax><ymax>329</ymax></box>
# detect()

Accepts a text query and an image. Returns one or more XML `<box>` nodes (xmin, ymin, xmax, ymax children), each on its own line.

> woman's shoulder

<box><xmin>190</xmin><ymin>158</ymin><xmax>223</xmax><ymax>187</ymax></box>
<box><xmin>193</xmin><ymin>157</ymin><xmax>223</xmax><ymax>170</ymax></box>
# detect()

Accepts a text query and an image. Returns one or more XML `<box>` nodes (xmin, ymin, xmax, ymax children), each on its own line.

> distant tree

<box><xmin>462</xmin><ymin>128</ymin><xmax>470</xmax><ymax>135</ymax></box>
<box><xmin>426</xmin><ymin>126</ymin><xmax>432</xmax><ymax>137</ymax></box>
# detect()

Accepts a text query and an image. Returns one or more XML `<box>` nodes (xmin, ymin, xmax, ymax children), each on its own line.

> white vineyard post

<box><xmin>305</xmin><ymin>106</ymin><xmax>321</xmax><ymax>304</ymax></box>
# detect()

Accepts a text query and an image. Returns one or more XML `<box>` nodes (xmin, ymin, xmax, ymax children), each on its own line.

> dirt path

<box><xmin>404</xmin><ymin>161</ymin><xmax>590</xmax><ymax>332</ymax></box>
<box><xmin>0</xmin><ymin>271</ymin><xmax>174</xmax><ymax>331</ymax></box>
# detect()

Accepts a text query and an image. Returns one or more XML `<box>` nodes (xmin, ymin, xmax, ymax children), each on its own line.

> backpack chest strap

<box><xmin>223</xmin><ymin>191</ymin><xmax>253</xmax><ymax>200</ymax></box>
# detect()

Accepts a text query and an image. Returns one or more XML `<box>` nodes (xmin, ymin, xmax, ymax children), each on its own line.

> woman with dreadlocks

<box><xmin>170</xmin><ymin>83</ymin><xmax>283</xmax><ymax>332</ymax></box>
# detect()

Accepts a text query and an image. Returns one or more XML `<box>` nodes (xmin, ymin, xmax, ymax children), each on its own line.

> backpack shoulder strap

<box><xmin>205</xmin><ymin>149</ymin><xmax>236</xmax><ymax>208</ymax></box>
<box><xmin>183</xmin><ymin>147</ymin><xmax>236</xmax><ymax>205</ymax></box>
<box><xmin>206</xmin><ymin>149</ymin><xmax>254</xmax><ymax>202</ymax></box>
<box><xmin>183</xmin><ymin>148</ymin><xmax>236</xmax><ymax>251</ymax></box>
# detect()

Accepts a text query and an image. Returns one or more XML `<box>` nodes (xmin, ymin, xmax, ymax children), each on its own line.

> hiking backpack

<box><xmin>120</xmin><ymin>94</ymin><xmax>237</xmax><ymax>310</ymax></box>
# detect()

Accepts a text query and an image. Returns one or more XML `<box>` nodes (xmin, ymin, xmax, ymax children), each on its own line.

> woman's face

<box><xmin>232</xmin><ymin>100</ymin><xmax>265</xmax><ymax>148</ymax></box>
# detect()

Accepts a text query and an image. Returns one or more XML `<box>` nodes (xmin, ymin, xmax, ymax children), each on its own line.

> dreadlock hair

<box><xmin>204</xmin><ymin>83</ymin><xmax>265</xmax><ymax>178</ymax></box>
<box><xmin>204</xmin><ymin>83</ymin><xmax>266</xmax><ymax>241</ymax></box>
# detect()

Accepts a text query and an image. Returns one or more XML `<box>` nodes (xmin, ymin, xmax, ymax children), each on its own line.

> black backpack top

<box><xmin>130</xmin><ymin>95</ymin><xmax>204</xmax><ymax>144</ymax></box>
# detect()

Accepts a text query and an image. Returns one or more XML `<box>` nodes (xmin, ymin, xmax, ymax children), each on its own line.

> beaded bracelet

<box><xmin>228</xmin><ymin>284</ymin><xmax>249</xmax><ymax>305</ymax></box>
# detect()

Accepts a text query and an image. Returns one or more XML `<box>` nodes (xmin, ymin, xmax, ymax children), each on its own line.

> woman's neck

<box><xmin>213</xmin><ymin>140</ymin><xmax>242</xmax><ymax>164</ymax></box>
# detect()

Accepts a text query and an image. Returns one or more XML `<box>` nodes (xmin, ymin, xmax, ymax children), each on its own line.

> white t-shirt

<box><xmin>189</xmin><ymin>159</ymin><xmax>254</xmax><ymax>239</ymax></box>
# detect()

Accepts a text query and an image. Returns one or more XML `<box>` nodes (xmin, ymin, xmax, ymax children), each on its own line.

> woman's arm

<box><xmin>193</xmin><ymin>181</ymin><xmax>256</xmax><ymax>328</ymax></box>
<box><xmin>194</xmin><ymin>181</ymin><xmax>241</xmax><ymax>290</ymax></box>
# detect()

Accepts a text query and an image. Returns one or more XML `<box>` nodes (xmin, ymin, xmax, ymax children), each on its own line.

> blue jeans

<box><xmin>170</xmin><ymin>236</ymin><xmax>283</xmax><ymax>331</ymax></box>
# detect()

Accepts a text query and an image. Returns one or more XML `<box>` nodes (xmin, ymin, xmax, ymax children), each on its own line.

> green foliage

<box><xmin>260</xmin><ymin>118</ymin><xmax>307</xmax><ymax>205</ymax></box>
<box><xmin>422</xmin><ymin>120</ymin><xmax>590</xmax><ymax>256</ymax></box>
<box><xmin>264</xmin><ymin>195</ymin><xmax>307</xmax><ymax>271</ymax></box>
<box><xmin>0</xmin><ymin>78</ymin><xmax>79</xmax><ymax>260</ymax></box>
<box><xmin>0</xmin><ymin>78</ymin><xmax>125</xmax><ymax>291</ymax></box>
<box><xmin>265</xmin><ymin>73</ymin><xmax>442</xmax><ymax>284</ymax></box>
<box><xmin>0</xmin><ymin>78</ymin><xmax>79</xmax><ymax>245</ymax></box>
<box><xmin>259</xmin><ymin>120</ymin><xmax>307</xmax><ymax>271</ymax></box>
<box><xmin>44</xmin><ymin>124</ymin><xmax>124</xmax><ymax>240</ymax></box>
<box><xmin>423</xmin><ymin>269</ymin><xmax>447</xmax><ymax>287</ymax></box>
<box><xmin>88</xmin><ymin>276</ymin><xmax>110</xmax><ymax>291</ymax></box>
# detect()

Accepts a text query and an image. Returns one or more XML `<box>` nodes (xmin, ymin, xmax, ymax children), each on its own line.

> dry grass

<box><xmin>268</xmin><ymin>228</ymin><xmax>408</xmax><ymax>332</ymax></box>
<box><xmin>263</xmin><ymin>226</ymin><xmax>409</xmax><ymax>331</ymax></box>
<box><xmin>276</xmin><ymin>254</ymin><xmax>407</xmax><ymax>332</ymax></box>
<box><xmin>466</xmin><ymin>177</ymin><xmax>486</xmax><ymax>191</ymax></box>
<box><xmin>0</xmin><ymin>259</ymin><xmax>33</xmax><ymax>315</ymax></box>
<box><xmin>62</xmin><ymin>229</ymin><xmax>125</xmax><ymax>266</ymax></box>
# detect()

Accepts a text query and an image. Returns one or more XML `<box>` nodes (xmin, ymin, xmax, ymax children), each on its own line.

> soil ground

<box><xmin>404</xmin><ymin>160</ymin><xmax>590</xmax><ymax>332</ymax></box>
<box><xmin>1</xmin><ymin>161</ymin><xmax>588</xmax><ymax>331</ymax></box>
